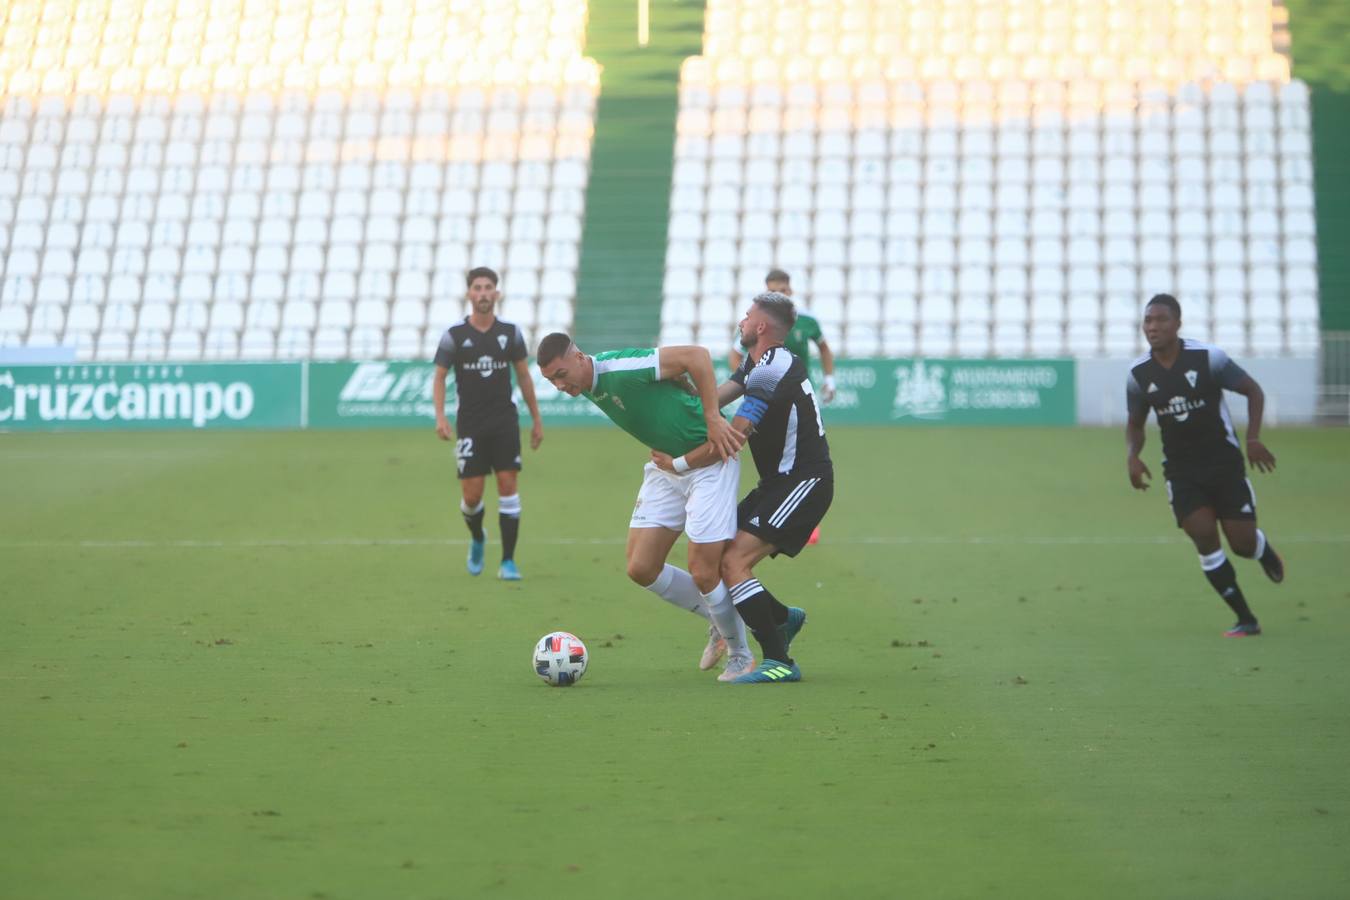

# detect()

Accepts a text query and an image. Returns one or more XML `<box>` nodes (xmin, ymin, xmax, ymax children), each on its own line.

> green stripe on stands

<box><xmin>1286</xmin><ymin>0</ymin><xmax>1350</xmax><ymax>330</ymax></box>
<box><xmin>572</xmin><ymin>0</ymin><xmax>706</xmax><ymax>350</ymax></box>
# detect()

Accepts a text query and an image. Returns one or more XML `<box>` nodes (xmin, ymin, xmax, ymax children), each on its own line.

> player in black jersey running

<box><xmin>653</xmin><ymin>292</ymin><xmax>832</xmax><ymax>682</ymax></box>
<box><xmin>433</xmin><ymin>267</ymin><xmax>544</xmax><ymax>581</ymax></box>
<box><xmin>1125</xmin><ymin>294</ymin><xmax>1284</xmax><ymax>637</ymax></box>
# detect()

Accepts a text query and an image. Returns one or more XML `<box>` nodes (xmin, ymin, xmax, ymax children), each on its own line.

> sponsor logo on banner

<box><xmin>889</xmin><ymin>360</ymin><xmax>1069</xmax><ymax>423</ymax></box>
<box><xmin>892</xmin><ymin>360</ymin><xmax>948</xmax><ymax>419</ymax></box>
<box><xmin>0</xmin><ymin>364</ymin><xmax>288</xmax><ymax>430</ymax></box>
<box><xmin>334</xmin><ymin>362</ymin><xmax>438</xmax><ymax>417</ymax></box>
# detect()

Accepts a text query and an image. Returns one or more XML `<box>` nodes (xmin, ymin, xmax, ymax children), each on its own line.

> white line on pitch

<box><xmin>2</xmin><ymin>535</ymin><xmax>1349</xmax><ymax>550</ymax></box>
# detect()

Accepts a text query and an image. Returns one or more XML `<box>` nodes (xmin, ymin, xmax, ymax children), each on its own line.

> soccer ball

<box><xmin>533</xmin><ymin>631</ymin><xmax>588</xmax><ymax>686</ymax></box>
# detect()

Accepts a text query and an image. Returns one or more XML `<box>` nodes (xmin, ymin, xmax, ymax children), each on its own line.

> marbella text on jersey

<box><xmin>1159</xmin><ymin>396</ymin><xmax>1208</xmax><ymax>422</ymax></box>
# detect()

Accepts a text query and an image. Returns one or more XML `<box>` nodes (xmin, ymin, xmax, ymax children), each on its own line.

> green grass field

<box><xmin>3</xmin><ymin>426</ymin><xmax>1349</xmax><ymax>900</ymax></box>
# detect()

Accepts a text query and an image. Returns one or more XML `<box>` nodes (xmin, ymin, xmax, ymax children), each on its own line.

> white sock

<box><xmin>644</xmin><ymin>564</ymin><xmax>712</xmax><ymax>621</ymax></box>
<box><xmin>702</xmin><ymin>582</ymin><xmax>752</xmax><ymax>659</ymax></box>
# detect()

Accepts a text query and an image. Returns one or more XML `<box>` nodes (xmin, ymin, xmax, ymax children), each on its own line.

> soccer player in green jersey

<box><xmin>729</xmin><ymin>270</ymin><xmax>835</xmax><ymax>403</ymax></box>
<box><xmin>536</xmin><ymin>333</ymin><xmax>756</xmax><ymax>681</ymax></box>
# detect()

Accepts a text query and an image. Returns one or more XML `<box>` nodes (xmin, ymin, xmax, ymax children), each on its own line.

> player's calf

<box><xmin>1253</xmin><ymin>529</ymin><xmax>1284</xmax><ymax>584</ymax></box>
<box><xmin>1200</xmin><ymin>549</ymin><xmax>1258</xmax><ymax>630</ymax></box>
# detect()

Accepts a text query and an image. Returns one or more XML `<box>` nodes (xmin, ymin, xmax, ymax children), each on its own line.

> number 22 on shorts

<box><xmin>455</xmin><ymin>437</ymin><xmax>474</xmax><ymax>474</ymax></box>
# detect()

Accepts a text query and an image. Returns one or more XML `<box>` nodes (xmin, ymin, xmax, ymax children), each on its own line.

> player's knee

<box><xmin>1229</xmin><ymin>537</ymin><xmax>1258</xmax><ymax>558</ymax></box>
<box><xmin>688</xmin><ymin>560</ymin><xmax>720</xmax><ymax>593</ymax></box>
<box><xmin>626</xmin><ymin>558</ymin><xmax>661</xmax><ymax>587</ymax></box>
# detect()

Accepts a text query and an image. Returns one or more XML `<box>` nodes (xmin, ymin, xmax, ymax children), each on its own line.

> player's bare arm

<box><xmin>815</xmin><ymin>338</ymin><xmax>837</xmax><ymax>402</ymax></box>
<box><xmin>433</xmin><ymin>364</ymin><xmax>454</xmax><ymax>441</ymax></box>
<box><xmin>652</xmin><ymin>415</ymin><xmax>753</xmax><ymax>473</ymax></box>
<box><xmin>1125</xmin><ymin>406</ymin><xmax>1151</xmax><ymax>490</ymax></box>
<box><xmin>513</xmin><ymin>357</ymin><xmax>544</xmax><ymax>450</ymax></box>
<box><xmin>658</xmin><ymin>345</ymin><xmax>744</xmax><ymax>460</ymax></box>
<box><xmin>1232</xmin><ymin>375</ymin><xmax>1275</xmax><ymax>473</ymax></box>
<box><xmin>717</xmin><ymin>378</ymin><xmax>746</xmax><ymax>409</ymax></box>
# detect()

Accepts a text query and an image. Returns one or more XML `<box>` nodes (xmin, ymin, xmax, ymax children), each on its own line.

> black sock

<box><xmin>499</xmin><ymin>515</ymin><xmax>519</xmax><ymax>562</ymax></box>
<box><xmin>499</xmin><ymin>494</ymin><xmax>521</xmax><ymax>562</ymax></box>
<box><xmin>499</xmin><ymin>514</ymin><xmax>520</xmax><ymax>562</ymax></box>
<box><xmin>729</xmin><ymin>579</ymin><xmax>790</xmax><ymax>663</ymax></box>
<box><xmin>461</xmin><ymin>500</ymin><xmax>485</xmax><ymax>542</ymax></box>
<box><xmin>1201</xmin><ymin>551</ymin><xmax>1256</xmax><ymax>624</ymax></box>
<box><xmin>1258</xmin><ymin>532</ymin><xmax>1280</xmax><ymax>569</ymax></box>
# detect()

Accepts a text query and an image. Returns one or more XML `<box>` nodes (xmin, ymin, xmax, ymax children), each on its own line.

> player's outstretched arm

<box><xmin>717</xmin><ymin>378</ymin><xmax>746</xmax><ymax>409</ymax></box>
<box><xmin>513</xmin><ymin>358</ymin><xmax>544</xmax><ymax>450</ymax></box>
<box><xmin>659</xmin><ymin>345</ymin><xmax>743</xmax><ymax>460</ymax></box>
<box><xmin>1233</xmin><ymin>375</ymin><xmax>1275</xmax><ymax>472</ymax></box>
<box><xmin>433</xmin><ymin>365</ymin><xmax>454</xmax><ymax>441</ymax></box>
<box><xmin>652</xmin><ymin>416</ymin><xmax>753</xmax><ymax>473</ymax></box>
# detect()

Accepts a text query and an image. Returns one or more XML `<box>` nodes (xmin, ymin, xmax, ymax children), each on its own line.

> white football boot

<box><xmin>717</xmin><ymin>652</ymin><xmax>757</xmax><ymax>682</ymax></box>
<box><xmin>698</xmin><ymin>623</ymin><xmax>727</xmax><ymax>670</ymax></box>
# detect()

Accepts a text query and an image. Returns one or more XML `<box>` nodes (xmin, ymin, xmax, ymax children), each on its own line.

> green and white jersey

<box><xmin>584</xmin><ymin>348</ymin><xmax>708</xmax><ymax>457</ymax></box>
<box><xmin>785</xmin><ymin>310</ymin><xmax>824</xmax><ymax>360</ymax></box>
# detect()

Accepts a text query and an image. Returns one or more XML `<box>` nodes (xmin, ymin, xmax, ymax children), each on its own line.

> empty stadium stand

<box><xmin>661</xmin><ymin>0</ymin><xmax>1320</xmax><ymax>359</ymax></box>
<box><xmin>0</xmin><ymin>0</ymin><xmax>599</xmax><ymax>361</ymax></box>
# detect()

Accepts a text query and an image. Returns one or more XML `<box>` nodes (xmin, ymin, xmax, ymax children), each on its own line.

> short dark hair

<box><xmin>466</xmin><ymin>266</ymin><xmax>499</xmax><ymax>287</ymax></box>
<box><xmin>765</xmin><ymin>269</ymin><xmax>791</xmax><ymax>285</ymax></box>
<box><xmin>1146</xmin><ymin>293</ymin><xmax>1182</xmax><ymax>319</ymax></box>
<box><xmin>753</xmin><ymin>291</ymin><xmax>797</xmax><ymax>332</ymax></box>
<box><xmin>536</xmin><ymin>332</ymin><xmax>574</xmax><ymax>367</ymax></box>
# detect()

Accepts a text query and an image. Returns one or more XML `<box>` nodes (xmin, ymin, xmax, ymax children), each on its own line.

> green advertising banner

<box><xmin>0</xmin><ymin>363</ymin><xmax>302</xmax><ymax>431</ymax></box>
<box><xmin>0</xmin><ymin>358</ymin><xmax>1075</xmax><ymax>431</ymax></box>
<box><xmin>305</xmin><ymin>360</ymin><xmax>610</xmax><ymax>429</ymax></box>
<box><xmin>816</xmin><ymin>358</ymin><xmax>1076</xmax><ymax>426</ymax></box>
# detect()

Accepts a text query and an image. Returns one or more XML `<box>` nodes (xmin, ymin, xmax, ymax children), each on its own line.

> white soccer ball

<box><xmin>533</xmin><ymin>631</ymin><xmax>588</xmax><ymax>686</ymax></box>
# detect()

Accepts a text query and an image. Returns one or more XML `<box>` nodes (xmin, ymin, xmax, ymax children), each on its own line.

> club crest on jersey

<box><xmin>1147</xmin><ymin>382</ymin><xmax>1158</xmax><ymax>393</ymax></box>
<box><xmin>1185</xmin><ymin>370</ymin><xmax>1198</xmax><ymax>388</ymax></box>
<box><xmin>497</xmin><ymin>334</ymin><xmax>508</xmax><ymax>350</ymax></box>
<box><xmin>461</xmin><ymin>338</ymin><xmax>473</xmax><ymax>348</ymax></box>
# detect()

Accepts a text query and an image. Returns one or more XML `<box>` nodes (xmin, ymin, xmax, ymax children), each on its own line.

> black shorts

<box><xmin>455</xmin><ymin>422</ymin><xmax>522</xmax><ymax>479</ymax></box>
<box><xmin>738</xmin><ymin>472</ymin><xmax>833</xmax><ymax>558</ymax></box>
<box><xmin>1165</xmin><ymin>466</ymin><xmax>1257</xmax><ymax>526</ymax></box>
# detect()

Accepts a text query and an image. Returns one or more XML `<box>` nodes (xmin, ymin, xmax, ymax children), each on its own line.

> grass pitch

<box><xmin>2</xmin><ymin>426</ymin><xmax>1348</xmax><ymax>899</ymax></box>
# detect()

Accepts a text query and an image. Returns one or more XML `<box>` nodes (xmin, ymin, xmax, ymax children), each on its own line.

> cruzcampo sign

<box><xmin>0</xmin><ymin>363</ymin><xmax>301</xmax><ymax>430</ymax></box>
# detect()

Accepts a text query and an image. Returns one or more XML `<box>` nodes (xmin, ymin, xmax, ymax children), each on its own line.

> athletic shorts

<box><xmin>455</xmin><ymin>422</ymin><xmax>522</xmax><ymax>479</ymax></box>
<box><xmin>738</xmin><ymin>471</ymin><xmax>834</xmax><ymax>558</ymax></box>
<box><xmin>1165</xmin><ymin>465</ymin><xmax>1257</xmax><ymax>526</ymax></box>
<box><xmin>629</xmin><ymin>457</ymin><xmax>740</xmax><ymax>544</ymax></box>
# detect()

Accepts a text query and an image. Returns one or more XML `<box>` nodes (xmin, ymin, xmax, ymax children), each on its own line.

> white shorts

<box><xmin>629</xmin><ymin>457</ymin><xmax>740</xmax><ymax>544</ymax></box>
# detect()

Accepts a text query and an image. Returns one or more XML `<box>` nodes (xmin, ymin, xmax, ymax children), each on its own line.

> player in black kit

<box><xmin>1125</xmin><ymin>294</ymin><xmax>1284</xmax><ymax>636</ymax></box>
<box><xmin>653</xmin><ymin>292</ymin><xmax>832</xmax><ymax>682</ymax></box>
<box><xmin>433</xmin><ymin>267</ymin><xmax>543</xmax><ymax>580</ymax></box>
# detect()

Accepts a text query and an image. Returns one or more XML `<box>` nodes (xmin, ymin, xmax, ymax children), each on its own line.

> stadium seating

<box><xmin>0</xmin><ymin>0</ymin><xmax>598</xmax><ymax>361</ymax></box>
<box><xmin>661</xmin><ymin>0</ymin><xmax>1319</xmax><ymax>358</ymax></box>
